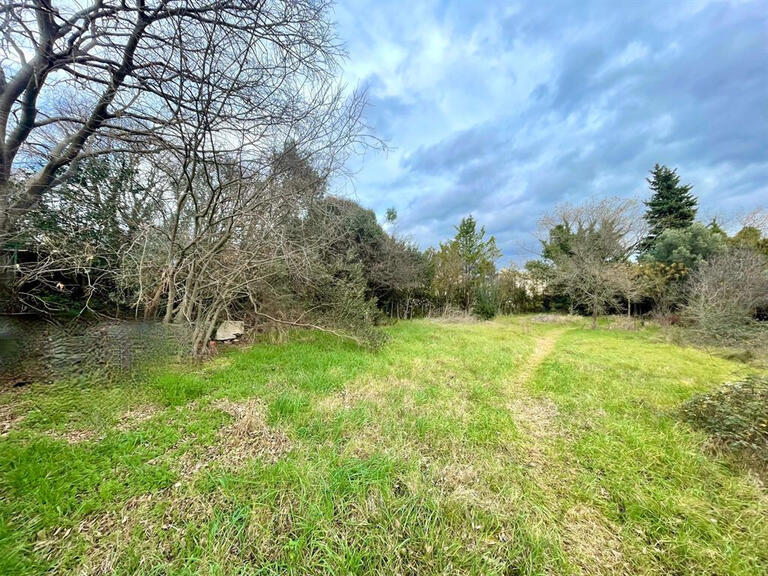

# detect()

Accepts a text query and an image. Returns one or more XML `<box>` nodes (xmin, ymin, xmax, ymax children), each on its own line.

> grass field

<box><xmin>1</xmin><ymin>316</ymin><xmax>766</xmax><ymax>575</ymax></box>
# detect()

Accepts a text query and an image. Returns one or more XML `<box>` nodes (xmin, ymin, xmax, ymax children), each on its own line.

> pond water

<box><xmin>0</xmin><ymin>316</ymin><xmax>192</xmax><ymax>385</ymax></box>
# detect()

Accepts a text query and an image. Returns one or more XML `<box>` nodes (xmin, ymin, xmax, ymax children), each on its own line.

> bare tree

<box><xmin>741</xmin><ymin>208</ymin><xmax>768</xmax><ymax>236</ymax></box>
<box><xmin>113</xmin><ymin>140</ymin><xmax>373</xmax><ymax>354</ymax></box>
<box><xmin>540</xmin><ymin>198</ymin><xmax>643</xmax><ymax>328</ymax></box>
<box><xmin>2</xmin><ymin>0</ymin><xmax>380</xmax><ymax>354</ymax></box>
<box><xmin>0</xmin><ymin>0</ymin><xmax>359</xmax><ymax>239</ymax></box>
<box><xmin>684</xmin><ymin>247</ymin><xmax>768</xmax><ymax>340</ymax></box>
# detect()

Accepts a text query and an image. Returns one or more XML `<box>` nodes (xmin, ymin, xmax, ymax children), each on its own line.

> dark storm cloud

<box><xmin>336</xmin><ymin>0</ymin><xmax>768</xmax><ymax>264</ymax></box>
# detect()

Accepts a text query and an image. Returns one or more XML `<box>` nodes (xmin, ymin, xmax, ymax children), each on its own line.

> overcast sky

<box><xmin>332</xmin><ymin>0</ymin><xmax>767</xmax><ymax>265</ymax></box>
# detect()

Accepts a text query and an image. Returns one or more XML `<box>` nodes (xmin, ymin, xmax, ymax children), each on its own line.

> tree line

<box><xmin>1</xmin><ymin>3</ymin><xmax>765</xmax><ymax>354</ymax></box>
<box><xmin>523</xmin><ymin>164</ymin><xmax>768</xmax><ymax>342</ymax></box>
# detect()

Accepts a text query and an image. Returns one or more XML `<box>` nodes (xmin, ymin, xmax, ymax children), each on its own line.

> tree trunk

<box><xmin>0</xmin><ymin>251</ymin><xmax>14</xmax><ymax>311</ymax></box>
<box><xmin>144</xmin><ymin>274</ymin><xmax>167</xmax><ymax>321</ymax></box>
<box><xmin>0</xmin><ymin>180</ymin><xmax>13</xmax><ymax>242</ymax></box>
<box><xmin>163</xmin><ymin>267</ymin><xmax>176</xmax><ymax>324</ymax></box>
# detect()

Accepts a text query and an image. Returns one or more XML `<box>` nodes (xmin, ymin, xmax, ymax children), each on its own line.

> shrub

<box><xmin>472</xmin><ymin>285</ymin><xmax>498</xmax><ymax>320</ymax></box>
<box><xmin>426</xmin><ymin>305</ymin><xmax>477</xmax><ymax>325</ymax></box>
<box><xmin>680</xmin><ymin>376</ymin><xmax>768</xmax><ymax>456</ymax></box>
<box><xmin>683</xmin><ymin>247</ymin><xmax>768</xmax><ymax>343</ymax></box>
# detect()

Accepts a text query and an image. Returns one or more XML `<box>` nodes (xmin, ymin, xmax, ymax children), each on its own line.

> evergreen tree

<box><xmin>453</xmin><ymin>216</ymin><xmax>501</xmax><ymax>310</ymax></box>
<box><xmin>643</xmin><ymin>222</ymin><xmax>726</xmax><ymax>270</ymax></box>
<box><xmin>432</xmin><ymin>215</ymin><xmax>500</xmax><ymax>311</ymax></box>
<box><xmin>640</xmin><ymin>164</ymin><xmax>698</xmax><ymax>252</ymax></box>
<box><xmin>707</xmin><ymin>218</ymin><xmax>728</xmax><ymax>241</ymax></box>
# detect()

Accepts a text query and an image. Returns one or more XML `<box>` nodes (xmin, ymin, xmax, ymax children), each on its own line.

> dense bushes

<box><xmin>5</xmin><ymin>148</ymin><xmax>766</xmax><ymax>349</ymax></box>
<box><xmin>519</xmin><ymin>166</ymin><xmax>768</xmax><ymax>344</ymax></box>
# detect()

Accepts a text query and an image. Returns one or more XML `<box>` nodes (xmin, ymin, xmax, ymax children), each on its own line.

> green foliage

<box><xmin>635</xmin><ymin>261</ymin><xmax>688</xmax><ymax>314</ymax></box>
<box><xmin>496</xmin><ymin>268</ymin><xmax>543</xmax><ymax>313</ymax></box>
<box><xmin>14</xmin><ymin>154</ymin><xmax>158</xmax><ymax>313</ymax></box>
<box><xmin>25</xmin><ymin>154</ymin><xmax>152</xmax><ymax>250</ymax></box>
<box><xmin>638</xmin><ymin>221</ymin><xmax>728</xmax><ymax>318</ymax></box>
<box><xmin>733</xmin><ymin>226</ymin><xmax>761</xmax><ymax>246</ymax></box>
<box><xmin>707</xmin><ymin>218</ymin><xmax>729</xmax><ymax>241</ymax></box>
<box><xmin>301</xmin><ymin>196</ymin><xmax>428</xmax><ymax>321</ymax></box>
<box><xmin>471</xmin><ymin>284</ymin><xmax>498</xmax><ymax>319</ymax></box>
<box><xmin>680</xmin><ymin>376</ymin><xmax>768</xmax><ymax>455</ymax></box>
<box><xmin>637</xmin><ymin>261</ymin><xmax>689</xmax><ymax>283</ymax></box>
<box><xmin>641</xmin><ymin>164</ymin><xmax>698</xmax><ymax>251</ymax></box>
<box><xmin>643</xmin><ymin>222</ymin><xmax>725</xmax><ymax>269</ymax></box>
<box><xmin>432</xmin><ymin>215</ymin><xmax>500</xmax><ymax>311</ymax></box>
<box><xmin>541</xmin><ymin>223</ymin><xmax>574</xmax><ymax>261</ymax></box>
<box><xmin>453</xmin><ymin>215</ymin><xmax>501</xmax><ymax>279</ymax></box>
<box><xmin>732</xmin><ymin>226</ymin><xmax>768</xmax><ymax>257</ymax></box>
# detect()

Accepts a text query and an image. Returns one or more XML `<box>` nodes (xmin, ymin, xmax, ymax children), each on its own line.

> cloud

<box><xmin>335</xmin><ymin>0</ymin><xmax>768</xmax><ymax>264</ymax></box>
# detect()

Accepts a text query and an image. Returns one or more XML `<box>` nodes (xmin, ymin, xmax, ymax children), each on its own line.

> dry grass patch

<box><xmin>509</xmin><ymin>397</ymin><xmax>559</xmax><ymax>442</ymax></box>
<box><xmin>425</xmin><ymin>306</ymin><xmax>477</xmax><ymax>324</ymax></box>
<box><xmin>529</xmin><ymin>314</ymin><xmax>578</xmax><ymax>324</ymax></box>
<box><xmin>433</xmin><ymin>461</ymin><xmax>482</xmax><ymax>504</ymax></box>
<box><xmin>508</xmin><ymin>396</ymin><xmax>565</xmax><ymax>478</ymax></box>
<box><xmin>44</xmin><ymin>488</ymin><xmax>215</xmax><ymax>575</ymax></box>
<box><xmin>0</xmin><ymin>402</ymin><xmax>25</xmax><ymax>436</ymax></box>
<box><xmin>317</xmin><ymin>377</ymin><xmax>419</xmax><ymax>412</ymax></box>
<box><xmin>342</xmin><ymin>424</ymin><xmax>389</xmax><ymax>459</ymax></box>
<box><xmin>607</xmin><ymin>316</ymin><xmax>641</xmax><ymax>331</ymax></box>
<box><xmin>561</xmin><ymin>504</ymin><xmax>630</xmax><ymax>576</ymax></box>
<box><xmin>47</xmin><ymin>427</ymin><xmax>100</xmax><ymax>444</ymax></box>
<box><xmin>116</xmin><ymin>404</ymin><xmax>162</xmax><ymax>431</ymax></box>
<box><xmin>177</xmin><ymin>399</ymin><xmax>291</xmax><ymax>477</ymax></box>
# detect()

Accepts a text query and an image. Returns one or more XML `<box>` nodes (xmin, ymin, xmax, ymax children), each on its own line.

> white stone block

<box><xmin>215</xmin><ymin>320</ymin><xmax>244</xmax><ymax>341</ymax></box>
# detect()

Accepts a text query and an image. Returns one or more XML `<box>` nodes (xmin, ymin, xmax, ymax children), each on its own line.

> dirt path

<box><xmin>512</xmin><ymin>327</ymin><xmax>566</xmax><ymax>387</ymax></box>
<box><xmin>507</xmin><ymin>327</ymin><xmax>630</xmax><ymax>572</ymax></box>
<box><xmin>506</xmin><ymin>327</ymin><xmax>568</xmax><ymax>450</ymax></box>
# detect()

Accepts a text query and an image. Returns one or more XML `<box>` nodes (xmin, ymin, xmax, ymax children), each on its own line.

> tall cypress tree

<box><xmin>640</xmin><ymin>164</ymin><xmax>698</xmax><ymax>252</ymax></box>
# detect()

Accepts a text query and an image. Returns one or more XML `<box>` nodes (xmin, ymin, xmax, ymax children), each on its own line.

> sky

<box><xmin>332</xmin><ymin>0</ymin><xmax>768</xmax><ymax>265</ymax></box>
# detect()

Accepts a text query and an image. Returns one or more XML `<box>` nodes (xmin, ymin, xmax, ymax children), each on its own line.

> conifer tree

<box><xmin>707</xmin><ymin>218</ymin><xmax>728</xmax><ymax>240</ymax></box>
<box><xmin>640</xmin><ymin>164</ymin><xmax>698</xmax><ymax>252</ymax></box>
<box><xmin>432</xmin><ymin>215</ymin><xmax>500</xmax><ymax>311</ymax></box>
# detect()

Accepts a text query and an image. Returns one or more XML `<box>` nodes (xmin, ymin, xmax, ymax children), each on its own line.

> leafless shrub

<box><xmin>426</xmin><ymin>304</ymin><xmax>476</xmax><ymax>323</ymax></box>
<box><xmin>607</xmin><ymin>315</ymin><xmax>640</xmax><ymax>331</ymax></box>
<box><xmin>683</xmin><ymin>247</ymin><xmax>768</xmax><ymax>343</ymax></box>
<box><xmin>529</xmin><ymin>313</ymin><xmax>574</xmax><ymax>324</ymax></box>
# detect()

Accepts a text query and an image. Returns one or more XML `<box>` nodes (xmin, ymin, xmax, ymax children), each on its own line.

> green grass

<box><xmin>1</xmin><ymin>316</ymin><xmax>766</xmax><ymax>575</ymax></box>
